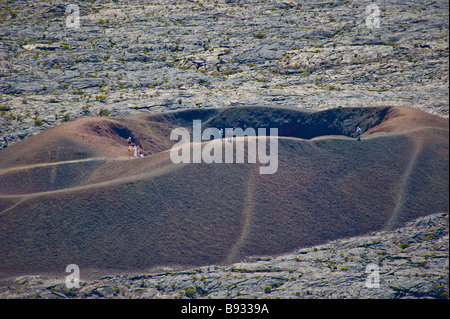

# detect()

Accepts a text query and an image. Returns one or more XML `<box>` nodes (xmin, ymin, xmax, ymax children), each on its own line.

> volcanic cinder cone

<box><xmin>0</xmin><ymin>106</ymin><xmax>448</xmax><ymax>278</ymax></box>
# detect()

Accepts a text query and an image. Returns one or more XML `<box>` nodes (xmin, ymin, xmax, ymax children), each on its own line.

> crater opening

<box><xmin>146</xmin><ymin>106</ymin><xmax>391</xmax><ymax>140</ymax></box>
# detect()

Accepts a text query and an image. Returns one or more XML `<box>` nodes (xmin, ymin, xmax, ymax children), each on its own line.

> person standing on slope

<box><xmin>356</xmin><ymin>126</ymin><xmax>362</xmax><ymax>141</ymax></box>
<box><xmin>227</xmin><ymin>128</ymin><xmax>233</xmax><ymax>142</ymax></box>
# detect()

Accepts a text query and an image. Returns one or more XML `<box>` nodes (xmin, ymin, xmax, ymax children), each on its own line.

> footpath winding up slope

<box><xmin>0</xmin><ymin>106</ymin><xmax>448</xmax><ymax>279</ymax></box>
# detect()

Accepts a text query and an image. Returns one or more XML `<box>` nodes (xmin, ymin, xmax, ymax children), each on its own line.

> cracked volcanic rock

<box><xmin>0</xmin><ymin>0</ymin><xmax>448</xmax><ymax>145</ymax></box>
